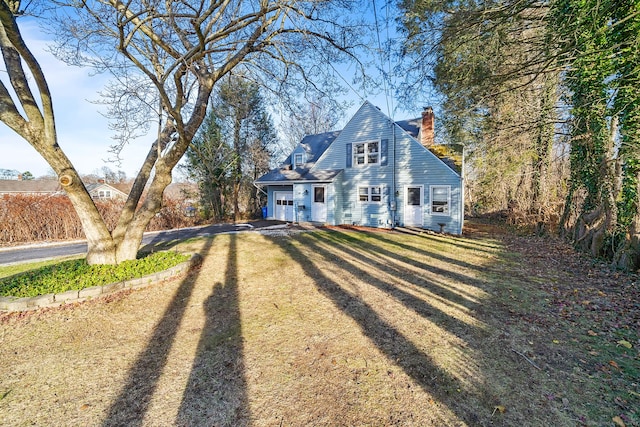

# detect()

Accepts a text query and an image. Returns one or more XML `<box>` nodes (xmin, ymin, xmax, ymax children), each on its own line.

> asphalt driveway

<box><xmin>0</xmin><ymin>220</ymin><xmax>289</xmax><ymax>265</ymax></box>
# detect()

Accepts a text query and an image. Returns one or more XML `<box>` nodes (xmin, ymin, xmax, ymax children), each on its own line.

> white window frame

<box><xmin>430</xmin><ymin>185</ymin><xmax>451</xmax><ymax>216</ymax></box>
<box><xmin>293</xmin><ymin>153</ymin><xmax>304</xmax><ymax>168</ymax></box>
<box><xmin>353</xmin><ymin>141</ymin><xmax>380</xmax><ymax>166</ymax></box>
<box><xmin>358</xmin><ymin>185</ymin><xmax>382</xmax><ymax>203</ymax></box>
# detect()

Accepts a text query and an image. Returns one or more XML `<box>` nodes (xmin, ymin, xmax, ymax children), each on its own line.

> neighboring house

<box><xmin>0</xmin><ymin>179</ymin><xmax>62</xmax><ymax>196</ymax></box>
<box><xmin>85</xmin><ymin>182</ymin><xmax>129</xmax><ymax>200</ymax></box>
<box><xmin>0</xmin><ymin>179</ymin><xmax>131</xmax><ymax>200</ymax></box>
<box><xmin>0</xmin><ymin>169</ymin><xmax>21</xmax><ymax>180</ymax></box>
<box><xmin>255</xmin><ymin>101</ymin><xmax>464</xmax><ymax>234</ymax></box>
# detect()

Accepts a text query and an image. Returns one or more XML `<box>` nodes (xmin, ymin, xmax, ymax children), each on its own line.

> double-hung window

<box><xmin>431</xmin><ymin>186</ymin><xmax>450</xmax><ymax>215</ymax></box>
<box><xmin>293</xmin><ymin>153</ymin><xmax>304</xmax><ymax>168</ymax></box>
<box><xmin>353</xmin><ymin>141</ymin><xmax>379</xmax><ymax>165</ymax></box>
<box><xmin>359</xmin><ymin>186</ymin><xmax>382</xmax><ymax>203</ymax></box>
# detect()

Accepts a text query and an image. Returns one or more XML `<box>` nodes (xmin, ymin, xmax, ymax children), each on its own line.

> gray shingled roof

<box><xmin>256</xmin><ymin>166</ymin><xmax>343</xmax><ymax>184</ymax></box>
<box><xmin>256</xmin><ymin>114</ymin><xmax>460</xmax><ymax>185</ymax></box>
<box><xmin>395</xmin><ymin>117</ymin><xmax>421</xmax><ymax>138</ymax></box>
<box><xmin>0</xmin><ymin>179</ymin><xmax>62</xmax><ymax>194</ymax></box>
<box><xmin>284</xmin><ymin>130</ymin><xmax>340</xmax><ymax>166</ymax></box>
<box><xmin>257</xmin><ymin>130</ymin><xmax>342</xmax><ymax>184</ymax></box>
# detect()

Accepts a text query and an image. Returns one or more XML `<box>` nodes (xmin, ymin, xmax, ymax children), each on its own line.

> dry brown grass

<box><xmin>0</xmin><ymin>220</ymin><xmax>637</xmax><ymax>426</ymax></box>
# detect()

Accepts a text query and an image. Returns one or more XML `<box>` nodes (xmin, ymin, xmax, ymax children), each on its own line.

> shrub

<box><xmin>0</xmin><ymin>251</ymin><xmax>191</xmax><ymax>297</ymax></box>
<box><xmin>0</xmin><ymin>194</ymin><xmax>203</xmax><ymax>245</ymax></box>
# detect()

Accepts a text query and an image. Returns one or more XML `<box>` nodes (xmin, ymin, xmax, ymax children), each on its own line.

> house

<box><xmin>255</xmin><ymin>101</ymin><xmax>464</xmax><ymax>234</ymax></box>
<box><xmin>0</xmin><ymin>179</ymin><xmax>130</xmax><ymax>200</ymax></box>
<box><xmin>85</xmin><ymin>182</ymin><xmax>129</xmax><ymax>200</ymax></box>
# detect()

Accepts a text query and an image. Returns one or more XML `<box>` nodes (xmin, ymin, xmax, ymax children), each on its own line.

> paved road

<box><xmin>0</xmin><ymin>220</ymin><xmax>284</xmax><ymax>265</ymax></box>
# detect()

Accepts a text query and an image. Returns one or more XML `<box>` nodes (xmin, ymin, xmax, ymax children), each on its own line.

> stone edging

<box><xmin>0</xmin><ymin>253</ymin><xmax>203</xmax><ymax>312</ymax></box>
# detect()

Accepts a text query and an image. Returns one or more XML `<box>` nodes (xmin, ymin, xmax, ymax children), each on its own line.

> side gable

<box><xmin>312</xmin><ymin>101</ymin><xmax>460</xmax><ymax>179</ymax></box>
<box><xmin>86</xmin><ymin>183</ymin><xmax>128</xmax><ymax>200</ymax></box>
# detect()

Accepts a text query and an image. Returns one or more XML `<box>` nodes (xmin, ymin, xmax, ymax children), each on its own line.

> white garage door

<box><xmin>274</xmin><ymin>191</ymin><xmax>294</xmax><ymax>221</ymax></box>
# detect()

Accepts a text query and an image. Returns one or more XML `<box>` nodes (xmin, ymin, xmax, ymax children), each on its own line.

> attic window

<box><xmin>353</xmin><ymin>141</ymin><xmax>379</xmax><ymax>165</ymax></box>
<box><xmin>98</xmin><ymin>190</ymin><xmax>111</xmax><ymax>199</ymax></box>
<box><xmin>294</xmin><ymin>153</ymin><xmax>304</xmax><ymax>168</ymax></box>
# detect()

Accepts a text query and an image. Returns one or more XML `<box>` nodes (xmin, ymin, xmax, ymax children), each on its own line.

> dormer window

<box><xmin>293</xmin><ymin>153</ymin><xmax>304</xmax><ymax>168</ymax></box>
<box><xmin>353</xmin><ymin>141</ymin><xmax>379</xmax><ymax>165</ymax></box>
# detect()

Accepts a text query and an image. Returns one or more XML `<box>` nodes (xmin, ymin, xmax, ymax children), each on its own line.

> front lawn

<box><xmin>0</xmin><ymin>221</ymin><xmax>637</xmax><ymax>426</ymax></box>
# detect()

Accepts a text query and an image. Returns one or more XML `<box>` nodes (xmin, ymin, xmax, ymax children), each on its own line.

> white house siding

<box><xmin>313</xmin><ymin>102</ymin><xmax>463</xmax><ymax>234</ymax></box>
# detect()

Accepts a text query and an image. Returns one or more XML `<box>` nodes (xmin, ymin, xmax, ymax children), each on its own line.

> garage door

<box><xmin>274</xmin><ymin>191</ymin><xmax>294</xmax><ymax>221</ymax></box>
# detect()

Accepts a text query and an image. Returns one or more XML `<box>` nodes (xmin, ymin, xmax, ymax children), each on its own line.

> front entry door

<box><xmin>274</xmin><ymin>191</ymin><xmax>294</xmax><ymax>221</ymax></box>
<box><xmin>311</xmin><ymin>185</ymin><xmax>327</xmax><ymax>223</ymax></box>
<box><xmin>404</xmin><ymin>186</ymin><xmax>423</xmax><ymax>226</ymax></box>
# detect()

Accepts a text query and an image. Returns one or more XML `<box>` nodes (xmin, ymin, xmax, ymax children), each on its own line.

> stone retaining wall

<box><xmin>0</xmin><ymin>253</ymin><xmax>202</xmax><ymax>312</ymax></box>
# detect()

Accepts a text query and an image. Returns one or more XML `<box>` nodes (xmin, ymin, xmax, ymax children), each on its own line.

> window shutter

<box><xmin>380</xmin><ymin>139</ymin><xmax>388</xmax><ymax>166</ymax></box>
<box><xmin>346</xmin><ymin>143</ymin><xmax>352</xmax><ymax>168</ymax></box>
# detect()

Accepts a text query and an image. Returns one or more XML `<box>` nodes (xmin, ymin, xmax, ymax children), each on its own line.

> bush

<box><xmin>0</xmin><ymin>194</ymin><xmax>203</xmax><ymax>245</ymax></box>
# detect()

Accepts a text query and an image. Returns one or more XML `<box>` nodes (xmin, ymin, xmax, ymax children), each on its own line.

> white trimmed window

<box><xmin>359</xmin><ymin>186</ymin><xmax>382</xmax><ymax>203</ymax></box>
<box><xmin>293</xmin><ymin>153</ymin><xmax>304</xmax><ymax>168</ymax></box>
<box><xmin>431</xmin><ymin>186</ymin><xmax>450</xmax><ymax>215</ymax></box>
<box><xmin>353</xmin><ymin>141</ymin><xmax>379</xmax><ymax>165</ymax></box>
<box><xmin>97</xmin><ymin>190</ymin><xmax>111</xmax><ymax>199</ymax></box>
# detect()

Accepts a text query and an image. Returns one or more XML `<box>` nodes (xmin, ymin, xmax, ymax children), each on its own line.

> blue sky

<box><xmin>1</xmin><ymin>5</ymin><xmax>432</xmax><ymax>180</ymax></box>
<box><xmin>1</xmin><ymin>21</ymin><xmax>165</xmax><ymax>179</ymax></box>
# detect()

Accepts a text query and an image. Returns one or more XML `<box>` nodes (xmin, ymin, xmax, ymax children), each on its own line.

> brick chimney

<box><xmin>421</xmin><ymin>106</ymin><xmax>434</xmax><ymax>147</ymax></box>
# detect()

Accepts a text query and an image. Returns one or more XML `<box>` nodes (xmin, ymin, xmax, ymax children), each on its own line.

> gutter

<box><xmin>252</xmin><ymin>180</ymin><xmax>268</xmax><ymax>196</ymax></box>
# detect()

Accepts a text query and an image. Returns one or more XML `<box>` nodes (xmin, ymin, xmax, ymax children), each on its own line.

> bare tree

<box><xmin>0</xmin><ymin>0</ymin><xmax>364</xmax><ymax>263</ymax></box>
<box><xmin>280</xmin><ymin>98</ymin><xmax>345</xmax><ymax>150</ymax></box>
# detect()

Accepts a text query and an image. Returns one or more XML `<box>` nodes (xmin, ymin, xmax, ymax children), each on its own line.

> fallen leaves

<box><xmin>612</xmin><ymin>415</ymin><xmax>626</xmax><ymax>427</ymax></box>
<box><xmin>491</xmin><ymin>405</ymin><xmax>506</xmax><ymax>416</ymax></box>
<box><xmin>617</xmin><ymin>340</ymin><xmax>632</xmax><ymax>349</ymax></box>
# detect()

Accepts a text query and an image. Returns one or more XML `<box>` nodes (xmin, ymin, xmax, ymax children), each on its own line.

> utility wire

<box><xmin>372</xmin><ymin>0</ymin><xmax>394</xmax><ymax>120</ymax></box>
<box><xmin>286</xmin><ymin>9</ymin><xmax>367</xmax><ymax>104</ymax></box>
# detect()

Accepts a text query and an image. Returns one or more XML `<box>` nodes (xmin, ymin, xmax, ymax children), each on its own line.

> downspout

<box><xmin>253</xmin><ymin>181</ymin><xmax>268</xmax><ymax>218</ymax></box>
<box><xmin>252</xmin><ymin>181</ymin><xmax>267</xmax><ymax>196</ymax></box>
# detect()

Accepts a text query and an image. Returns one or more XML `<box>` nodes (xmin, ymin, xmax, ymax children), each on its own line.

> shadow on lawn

<box><xmin>102</xmin><ymin>235</ymin><xmax>245</xmax><ymax>426</ymax></box>
<box><xmin>267</xmin><ymin>231</ymin><xmax>489</xmax><ymax>425</ymax></box>
<box><xmin>176</xmin><ymin>233</ymin><xmax>249</xmax><ymax>425</ymax></box>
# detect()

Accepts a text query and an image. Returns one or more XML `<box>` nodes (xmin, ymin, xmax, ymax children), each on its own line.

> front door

<box><xmin>311</xmin><ymin>185</ymin><xmax>327</xmax><ymax>223</ymax></box>
<box><xmin>404</xmin><ymin>186</ymin><xmax>423</xmax><ymax>226</ymax></box>
<box><xmin>274</xmin><ymin>191</ymin><xmax>294</xmax><ymax>221</ymax></box>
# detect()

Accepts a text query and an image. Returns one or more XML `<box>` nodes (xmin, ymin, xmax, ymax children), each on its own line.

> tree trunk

<box><xmin>613</xmin><ymin>168</ymin><xmax>640</xmax><ymax>270</ymax></box>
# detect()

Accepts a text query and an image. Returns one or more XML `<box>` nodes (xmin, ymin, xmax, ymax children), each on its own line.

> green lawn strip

<box><xmin>0</xmin><ymin>256</ymin><xmax>83</xmax><ymax>279</ymax></box>
<box><xmin>0</xmin><ymin>251</ymin><xmax>190</xmax><ymax>298</ymax></box>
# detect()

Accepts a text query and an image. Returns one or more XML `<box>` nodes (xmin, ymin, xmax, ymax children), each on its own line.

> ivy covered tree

<box><xmin>398</xmin><ymin>0</ymin><xmax>640</xmax><ymax>269</ymax></box>
<box><xmin>553</xmin><ymin>0</ymin><xmax>640</xmax><ymax>268</ymax></box>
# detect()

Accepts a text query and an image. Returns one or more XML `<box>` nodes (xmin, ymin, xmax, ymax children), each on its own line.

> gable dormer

<box><xmin>292</xmin><ymin>150</ymin><xmax>305</xmax><ymax>169</ymax></box>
